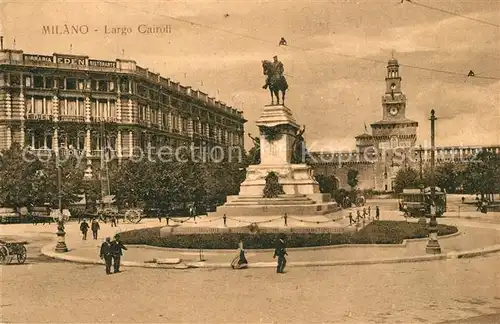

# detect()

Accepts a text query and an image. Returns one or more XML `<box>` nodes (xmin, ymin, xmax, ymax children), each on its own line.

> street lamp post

<box><xmin>55</xmin><ymin>151</ymin><xmax>68</xmax><ymax>253</ymax></box>
<box><xmin>426</xmin><ymin>109</ymin><xmax>441</xmax><ymax>254</ymax></box>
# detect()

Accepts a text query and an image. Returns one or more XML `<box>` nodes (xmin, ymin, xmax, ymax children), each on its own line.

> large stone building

<box><xmin>311</xmin><ymin>57</ymin><xmax>500</xmax><ymax>192</ymax></box>
<box><xmin>0</xmin><ymin>49</ymin><xmax>246</xmax><ymax>172</ymax></box>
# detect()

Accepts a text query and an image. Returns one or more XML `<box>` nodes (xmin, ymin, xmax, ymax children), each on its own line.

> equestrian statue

<box><xmin>262</xmin><ymin>55</ymin><xmax>288</xmax><ymax>105</ymax></box>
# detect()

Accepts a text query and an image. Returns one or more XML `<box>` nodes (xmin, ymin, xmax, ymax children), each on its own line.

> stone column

<box><xmin>167</xmin><ymin>111</ymin><xmax>173</xmax><ymax>132</ymax></box>
<box><xmin>128</xmin><ymin>99</ymin><xmax>133</xmax><ymax>123</ymax></box>
<box><xmin>129</xmin><ymin>131</ymin><xmax>133</xmax><ymax>157</ymax></box>
<box><xmin>85</xmin><ymin>129</ymin><xmax>91</xmax><ymax>156</ymax></box>
<box><xmin>187</xmin><ymin>118</ymin><xmax>194</xmax><ymax>138</ymax></box>
<box><xmin>116</xmin><ymin>97</ymin><xmax>122</xmax><ymax>122</ymax></box>
<box><xmin>5</xmin><ymin>93</ymin><xmax>11</xmax><ymax>119</ymax></box>
<box><xmin>84</xmin><ymin>97</ymin><xmax>91</xmax><ymax>123</ymax></box>
<box><xmin>52</xmin><ymin>96</ymin><xmax>59</xmax><ymax>122</ymax></box>
<box><xmin>6</xmin><ymin>127</ymin><xmax>12</xmax><ymax>149</ymax></box>
<box><xmin>116</xmin><ymin>130</ymin><xmax>122</xmax><ymax>163</ymax></box>
<box><xmin>52</xmin><ymin>127</ymin><xmax>59</xmax><ymax>154</ymax></box>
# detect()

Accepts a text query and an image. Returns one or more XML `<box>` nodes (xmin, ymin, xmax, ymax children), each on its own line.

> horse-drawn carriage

<box><xmin>92</xmin><ymin>195</ymin><xmax>143</xmax><ymax>224</ymax></box>
<box><xmin>0</xmin><ymin>240</ymin><xmax>27</xmax><ymax>264</ymax></box>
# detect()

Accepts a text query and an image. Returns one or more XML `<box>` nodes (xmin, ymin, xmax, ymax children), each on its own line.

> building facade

<box><xmin>311</xmin><ymin>57</ymin><xmax>500</xmax><ymax>192</ymax></box>
<box><xmin>0</xmin><ymin>49</ymin><xmax>246</xmax><ymax>173</ymax></box>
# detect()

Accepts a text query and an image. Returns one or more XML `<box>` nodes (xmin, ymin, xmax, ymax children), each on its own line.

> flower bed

<box><xmin>118</xmin><ymin>221</ymin><xmax>458</xmax><ymax>250</ymax></box>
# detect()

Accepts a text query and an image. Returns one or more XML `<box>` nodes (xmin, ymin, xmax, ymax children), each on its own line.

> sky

<box><xmin>1</xmin><ymin>0</ymin><xmax>499</xmax><ymax>151</ymax></box>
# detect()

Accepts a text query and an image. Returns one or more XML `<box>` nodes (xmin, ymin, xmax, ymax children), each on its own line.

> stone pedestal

<box><xmin>209</xmin><ymin>104</ymin><xmax>340</xmax><ymax>218</ymax></box>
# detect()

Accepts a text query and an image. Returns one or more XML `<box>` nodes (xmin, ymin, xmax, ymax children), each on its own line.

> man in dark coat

<box><xmin>375</xmin><ymin>205</ymin><xmax>380</xmax><ymax>220</ymax></box>
<box><xmin>273</xmin><ymin>238</ymin><xmax>288</xmax><ymax>274</ymax></box>
<box><xmin>80</xmin><ymin>220</ymin><xmax>89</xmax><ymax>240</ymax></box>
<box><xmin>91</xmin><ymin>219</ymin><xmax>100</xmax><ymax>240</ymax></box>
<box><xmin>99</xmin><ymin>237</ymin><xmax>113</xmax><ymax>275</ymax></box>
<box><xmin>111</xmin><ymin>235</ymin><xmax>127</xmax><ymax>273</ymax></box>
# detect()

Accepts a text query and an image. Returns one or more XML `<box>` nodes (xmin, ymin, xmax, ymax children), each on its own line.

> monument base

<box><xmin>160</xmin><ymin>215</ymin><xmax>355</xmax><ymax>236</ymax></box>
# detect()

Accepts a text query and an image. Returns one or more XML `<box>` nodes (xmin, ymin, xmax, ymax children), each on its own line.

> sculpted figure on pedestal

<box><xmin>262</xmin><ymin>56</ymin><xmax>289</xmax><ymax>105</ymax></box>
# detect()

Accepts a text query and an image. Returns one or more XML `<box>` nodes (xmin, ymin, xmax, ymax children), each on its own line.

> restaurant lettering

<box><xmin>88</xmin><ymin>59</ymin><xmax>116</xmax><ymax>68</ymax></box>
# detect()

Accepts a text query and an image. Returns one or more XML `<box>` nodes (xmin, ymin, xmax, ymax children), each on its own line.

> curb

<box><xmin>41</xmin><ymin>241</ymin><xmax>500</xmax><ymax>269</ymax></box>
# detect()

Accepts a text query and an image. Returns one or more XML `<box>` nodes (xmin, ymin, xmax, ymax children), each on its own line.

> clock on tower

<box><xmin>388</xmin><ymin>105</ymin><xmax>399</xmax><ymax>116</ymax></box>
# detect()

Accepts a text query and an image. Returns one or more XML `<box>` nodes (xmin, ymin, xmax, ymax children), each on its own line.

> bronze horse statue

<box><xmin>262</xmin><ymin>60</ymin><xmax>288</xmax><ymax>105</ymax></box>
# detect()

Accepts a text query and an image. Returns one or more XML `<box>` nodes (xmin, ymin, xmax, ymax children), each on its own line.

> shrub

<box><xmin>119</xmin><ymin>221</ymin><xmax>458</xmax><ymax>250</ymax></box>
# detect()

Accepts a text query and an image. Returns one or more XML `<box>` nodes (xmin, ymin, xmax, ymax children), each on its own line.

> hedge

<box><xmin>118</xmin><ymin>221</ymin><xmax>458</xmax><ymax>250</ymax></box>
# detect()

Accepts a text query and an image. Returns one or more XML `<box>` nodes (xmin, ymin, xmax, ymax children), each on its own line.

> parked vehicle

<box><xmin>399</xmin><ymin>187</ymin><xmax>447</xmax><ymax>217</ymax></box>
<box><xmin>0</xmin><ymin>240</ymin><xmax>27</xmax><ymax>264</ymax></box>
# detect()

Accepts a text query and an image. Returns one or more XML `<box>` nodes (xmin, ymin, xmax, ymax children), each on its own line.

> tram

<box><xmin>399</xmin><ymin>187</ymin><xmax>447</xmax><ymax>217</ymax></box>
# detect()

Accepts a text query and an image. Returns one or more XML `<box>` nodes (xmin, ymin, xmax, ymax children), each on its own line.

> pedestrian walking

<box><xmin>99</xmin><ymin>237</ymin><xmax>113</xmax><ymax>275</ymax></box>
<box><xmin>91</xmin><ymin>219</ymin><xmax>100</xmax><ymax>240</ymax></box>
<box><xmin>80</xmin><ymin>219</ymin><xmax>89</xmax><ymax>240</ymax></box>
<box><xmin>348</xmin><ymin>212</ymin><xmax>354</xmax><ymax>225</ymax></box>
<box><xmin>111</xmin><ymin>215</ymin><xmax>117</xmax><ymax>227</ymax></box>
<box><xmin>356</xmin><ymin>210</ymin><xmax>362</xmax><ymax>223</ymax></box>
<box><xmin>368</xmin><ymin>206</ymin><xmax>371</xmax><ymax>218</ymax></box>
<box><xmin>111</xmin><ymin>234</ymin><xmax>127</xmax><ymax>273</ymax></box>
<box><xmin>375</xmin><ymin>205</ymin><xmax>380</xmax><ymax>220</ymax></box>
<box><xmin>231</xmin><ymin>241</ymin><xmax>248</xmax><ymax>270</ymax></box>
<box><xmin>273</xmin><ymin>238</ymin><xmax>288</xmax><ymax>274</ymax></box>
<box><xmin>362</xmin><ymin>207</ymin><xmax>367</xmax><ymax>219</ymax></box>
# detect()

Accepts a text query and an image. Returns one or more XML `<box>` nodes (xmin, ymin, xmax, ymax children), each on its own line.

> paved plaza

<box><xmin>1</xmin><ymin>200</ymin><xmax>500</xmax><ymax>323</ymax></box>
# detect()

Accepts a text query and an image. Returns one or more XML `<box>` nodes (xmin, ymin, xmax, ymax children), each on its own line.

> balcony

<box><xmin>59</xmin><ymin>115</ymin><xmax>85</xmax><ymax>123</ymax></box>
<box><xmin>26</xmin><ymin>114</ymin><xmax>53</xmax><ymax>121</ymax></box>
<box><xmin>90</xmin><ymin>116</ymin><xmax>118</xmax><ymax>123</ymax></box>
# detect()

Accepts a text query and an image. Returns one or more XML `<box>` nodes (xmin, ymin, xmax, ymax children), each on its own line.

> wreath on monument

<box><xmin>248</xmin><ymin>222</ymin><xmax>260</xmax><ymax>234</ymax></box>
<box><xmin>260</xmin><ymin>126</ymin><xmax>283</xmax><ymax>141</ymax></box>
<box><xmin>263</xmin><ymin>171</ymin><xmax>285</xmax><ymax>198</ymax></box>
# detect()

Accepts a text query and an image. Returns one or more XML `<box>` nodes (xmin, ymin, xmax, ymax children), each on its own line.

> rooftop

<box><xmin>371</xmin><ymin>118</ymin><xmax>418</xmax><ymax>126</ymax></box>
<box><xmin>0</xmin><ymin>49</ymin><xmax>245</xmax><ymax>121</ymax></box>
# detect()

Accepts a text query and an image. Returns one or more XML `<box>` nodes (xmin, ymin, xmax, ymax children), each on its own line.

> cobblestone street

<box><xmin>1</xmin><ymin>235</ymin><xmax>499</xmax><ymax>323</ymax></box>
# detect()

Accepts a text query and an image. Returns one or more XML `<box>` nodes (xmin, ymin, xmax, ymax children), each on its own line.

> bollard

<box><xmin>284</xmin><ymin>213</ymin><xmax>288</xmax><ymax>226</ymax></box>
<box><xmin>223</xmin><ymin>214</ymin><xmax>227</xmax><ymax>227</ymax></box>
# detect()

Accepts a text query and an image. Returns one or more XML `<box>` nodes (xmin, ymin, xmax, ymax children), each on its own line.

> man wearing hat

<box><xmin>111</xmin><ymin>234</ymin><xmax>128</xmax><ymax>273</ymax></box>
<box><xmin>99</xmin><ymin>237</ymin><xmax>113</xmax><ymax>275</ymax></box>
<box><xmin>263</xmin><ymin>55</ymin><xmax>285</xmax><ymax>89</ymax></box>
<box><xmin>273</xmin><ymin>237</ymin><xmax>288</xmax><ymax>274</ymax></box>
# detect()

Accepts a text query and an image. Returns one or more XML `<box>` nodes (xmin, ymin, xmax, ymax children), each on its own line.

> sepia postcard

<box><xmin>0</xmin><ymin>0</ymin><xmax>499</xmax><ymax>323</ymax></box>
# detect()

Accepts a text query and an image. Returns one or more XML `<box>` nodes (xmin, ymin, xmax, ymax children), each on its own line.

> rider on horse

<box><xmin>263</xmin><ymin>55</ymin><xmax>284</xmax><ymax>89</ymax></box>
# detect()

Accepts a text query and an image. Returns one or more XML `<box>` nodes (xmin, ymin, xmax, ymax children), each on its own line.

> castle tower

<box><xmin>370</xmin><ymin>57</ymin><xmax>418</xmax><ymax>191</ymax></box>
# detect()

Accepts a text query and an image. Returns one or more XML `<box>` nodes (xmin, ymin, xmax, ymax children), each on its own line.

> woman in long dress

<box><xmin>231</xmin><ymin>241</ymin><xmax>248</xmax><ymax>269</ymax></box>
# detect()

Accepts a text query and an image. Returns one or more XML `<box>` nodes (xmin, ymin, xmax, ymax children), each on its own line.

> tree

<box><xmin>0</xmin><ymin>143</ymin><xmax>43</xmax><ymax>208</ymax></box>
<box><xmin>393</xmin><ymin>167</ymin><xmax>420</xmax><ymax>193</ymax></box>
<box><xmin>347</xmin><ymin>169</ymin><xmax>359</xmax><ymax>192</ymax></box>
<box><xmin>462</xmin><ymin>151</ymin><xmax>500</xmax><ymax>200</ymax></box>
<box><xmin>434</xmin><ymin>162</ymin><xmax>463</xmax><ymax>193</ymax></box>
<box><xmin>36</xmin><ymin>154</ymin><xmax>87</xmax><ymax>208</ymax></box>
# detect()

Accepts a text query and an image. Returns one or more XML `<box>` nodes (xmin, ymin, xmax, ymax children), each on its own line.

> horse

<box><xmin>262</xmin><ymin>60</ymin><xmax>288</xmax><ymax>105</ymax></box>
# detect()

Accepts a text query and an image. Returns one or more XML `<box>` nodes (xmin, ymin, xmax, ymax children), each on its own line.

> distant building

<box><xmin>310</xmin><ymin>57</ymin><xmax>500</xmax><ymax>192</ymax></box>
<box><xmin>0</xmin><ymin>49</ymin><xmax>246</xmax><ymax>173</ymax></box>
